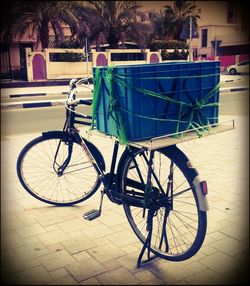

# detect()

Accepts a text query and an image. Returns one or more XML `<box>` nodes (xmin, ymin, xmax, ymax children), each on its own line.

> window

<box><xmin>201</xmin><ymin>29</ymin><xmax>208</xmax><ymax>47</ymax></box>
<box><xmin>49</xmin><ymin>52</ymin><xmax>84</xmax><ymax>62</ymax></box>
<box><xmin>238</xmin><ymin>61</ymin><xmax>249</xmax><ymax>66</ymax></box>
<box><xmin>110</xmin><ymin>53</ymin><xmax>146</xmax><ymax>61</ymax></box>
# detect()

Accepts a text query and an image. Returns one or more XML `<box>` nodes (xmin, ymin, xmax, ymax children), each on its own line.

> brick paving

<box><xmin>1</xmin><ymin>115</ymin><xmax>249</xmax><ymax>285</ymax></box>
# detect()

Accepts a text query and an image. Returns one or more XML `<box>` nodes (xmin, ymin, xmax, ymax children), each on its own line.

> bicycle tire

<box><xmin>17</xmin><ymin>131</ymin><xmax>105</xmax><ymax>206</ymax></box>
<box><xmin>117</xmin><ymin>145</ymin><xmax>207</xmax><ymax>261</ymax></box>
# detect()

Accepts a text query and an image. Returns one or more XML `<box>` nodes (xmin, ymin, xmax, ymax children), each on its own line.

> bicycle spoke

<box><xmin>122</xmin><ymin>147</ymin><xmax>207</xmax><ymax>261</ymax></box>
<box><xmin>173</xmin><ymin>187</ymin><xmax>192</xmax><ymax>198</ymax></box>
<box><xmin>18</xmin><ymin>136</ymin><xmax>101</xmax><ymax>204</ymax></box>
<box><xmin>158</xmin><ymin>208</ymin><xmax>169</xmax><ymax>252</ymax></box>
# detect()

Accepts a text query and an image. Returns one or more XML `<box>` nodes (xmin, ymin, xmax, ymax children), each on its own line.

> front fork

<box><xmin>166</xmin><ymin>160</ymin><xmax>174</xmax><ymax>210</ymax></box>
<box><xmin>53</xmin><ymin>131</ymin><xmax>104</xmax><ymax>178</ymax></box>
<box><xmin>53</xmin><ymin>137</ymin><xmax>73</xmax><ymax>176</ymax></box>
<box><xmin>79</xmin><ymin>135</ymin><xmax>104</xmax><ymax>177</ymax></box>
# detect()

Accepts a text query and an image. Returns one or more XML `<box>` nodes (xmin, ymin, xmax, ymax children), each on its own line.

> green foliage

<box><xmin>52</xmin><ymin>38</ymin><xmax>85</xmax><ymax>62</ymax></box>
<box><xmin>161</xmin><ymin>49</ymin><xmax>188</xmax><ymax>60</ymax></box>
<box><xmin>2</xmin><ymin>0</ymin><xmax>199</xmax><ymax>53</ymax></box>
<box><xmin>179</xmin><ymin>49</ymin><xmax>189</xmax><ymax>60</ymax></box>
<box><xmin>1</xmin><ymin>1</ymin><xmax>91</xmax><ymax>50</ymax></box>
<box><xmin>55</xmin><ymin>38</ymin><xmax>81</xmax><ymax>49</ymax></box>
<box><xmin>87</xmin><ymin>1</ymin><xmax>150</xmax><ymax>49</ymax></box>
<box><xmin>49</xmin><ymin>52</ymin><xmax>85</xmax><ymax>62</ymax></box>
<box><xmin>0</xmin><ymin>69</ymin><xmax>27</xmax><ymax>80</ymax></box>
<box><xmin>163</xmin><ymin>1</ymin><xmax>200</xmax><ymax>41</ymax></box>
<box><xmin>150</xmin><ymin>40</ymin><xmax>188</xmax><ymax>51</ymax></box>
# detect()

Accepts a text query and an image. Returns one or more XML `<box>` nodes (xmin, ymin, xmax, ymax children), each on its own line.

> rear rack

<box><xmin>130</xmin><ymin>120</ymin><xmax>235</xmax><ymax>150</ymax></box>
<box><xmin>86</xmin><ymin>120</ymin><xmax>235</xmax><ymax>150</ymax></box>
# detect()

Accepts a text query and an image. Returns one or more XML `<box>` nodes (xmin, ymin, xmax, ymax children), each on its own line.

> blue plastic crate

<box><xmin>92</xmin><ymin>61</ymin><xmax>220</xmax><ymax>143</ymax></box>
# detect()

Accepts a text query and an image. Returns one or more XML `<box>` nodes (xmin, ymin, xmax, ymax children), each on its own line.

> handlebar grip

<box><xmin>79</xmin><ymin>99</ymin><xmax>92</xmax><ymax>105</ymax></box>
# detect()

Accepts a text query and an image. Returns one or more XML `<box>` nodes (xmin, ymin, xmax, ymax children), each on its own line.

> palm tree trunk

<box><xmin>40</xmin><ymin>18</ymin><xmax>50</xmax><ymax>50</ymax></box>
<box><xmin>107</xmin><ymin>31</ymin><xmax>120</xmax><ymax>49</ymax></box>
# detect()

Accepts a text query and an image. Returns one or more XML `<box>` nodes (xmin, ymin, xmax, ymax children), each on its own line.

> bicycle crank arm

<box><xmin>120</xmin><ymin>193</ymin><xmax>147</xmax><ymax>208</ymax></box>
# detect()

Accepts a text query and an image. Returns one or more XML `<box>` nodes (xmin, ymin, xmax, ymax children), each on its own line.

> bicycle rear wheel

<box><xmin>17</xmin><ymin>131</ymin><xmax>105</xmax><ymax>206</ymax></box>
<box><xmin>117</xmin><ymin>145</ymin><xmax>207</xmax><ymax>261</ymax></box>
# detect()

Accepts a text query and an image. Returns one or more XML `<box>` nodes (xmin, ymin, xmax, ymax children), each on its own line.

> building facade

<box><xmin>137</xmin><ymin>1</ymin><xmax>249</xmax><ymax>58</ymax></box>
<box><xmin>196</xmin><ymin>1</ymin><xmax>248</xmax><ymax>58</ymax></box>
<box><xmin>1</xmin><ymin>1</ymin><xmax>249</xmax><ymax>80</ymax></box>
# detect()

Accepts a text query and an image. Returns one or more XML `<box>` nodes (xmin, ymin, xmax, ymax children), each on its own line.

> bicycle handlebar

<box><xmin>67</xmin><ymin>98</ymin><xmax>92</xmax><ymax>106</ymax></box>
<box><xmin>69</xmin><ymin>77</ymin><xmax>92</xmax><ymax>88</ymax></box>
<box><xmin>67</xmin><ymin>77</ymin><xmax>93</xmax><ymax>106</ymax></box>
<box><xmin>65</xmin><ymin>78</ymin><xmax>93</xmax><ymax>120</ymax></box>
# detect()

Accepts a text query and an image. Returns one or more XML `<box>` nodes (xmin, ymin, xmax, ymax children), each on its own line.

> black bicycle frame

<box><xmin>57</xmin><ymin>101</ymin><xmax>174</xmax><ymax>210</ymax></box>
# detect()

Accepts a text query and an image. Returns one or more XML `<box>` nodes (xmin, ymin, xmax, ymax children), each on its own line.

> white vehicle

<box><xmin>226</xmin><ymin>60</ymin><xmax>249</xmax><ymax>75</ymax></box>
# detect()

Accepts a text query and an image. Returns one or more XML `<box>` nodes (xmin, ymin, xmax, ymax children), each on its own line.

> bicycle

<box><xmin>17</xmin><ymin>77</ymin><xmax>227</xmax><ymax>268</ymax></box>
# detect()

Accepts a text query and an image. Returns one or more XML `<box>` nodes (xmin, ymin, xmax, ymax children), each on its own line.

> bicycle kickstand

<box><xmin>137</xmin><ymin>208</ymin><xmax>158</xmax><ymax>268</ymax></box>
<box><xmin>83</xmin><ymin>190</ymin><xmax>105</xmax><ymax>221</ymax></box>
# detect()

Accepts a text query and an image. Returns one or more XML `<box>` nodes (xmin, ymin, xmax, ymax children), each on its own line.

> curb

<box><xmin>220</xmin><ymin>78</ymin><xmax>242</xmax><ymax>83</ymax></box>
<box><xmin>1</xmin><ymin>84</ymin><xmax>94</xmax><ymax>100</ymax></box>
<box><xmin>1</xmin><ymin>97</ymin><xmax>93</xmax><ymax>109</ymax></box>
<box><xmin>0</xmin><ymin>80</ymin><xmax>70</xmax><ymax>89</ymax></box>
<box><xmin>8</xmin><ymin>92</ymin><xmax>69</xmax><ymax>98</ymax></box>
<box><xmin>1</xmin><ymin>86</ymin><xmax>248</xmax><ymax>110</ymax></box>
<box><xmin>0</xmin><ymin>77</ymin><xmax>93</xmax><ymax>89</ymax></box>
<box><xmin>220</xmin><ymin>86</ymin><xmax>249</xmax><ymax>93</ymax></box>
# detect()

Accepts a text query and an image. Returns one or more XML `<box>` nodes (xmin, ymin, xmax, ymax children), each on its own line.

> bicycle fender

<box><xmin>42</xmin><ymin>130</ymin><xmax>66</xmax><ymax>138</ymax></box>
<box><xmin>41</xmin><ymin>130</ymin><xmax>105</xmax><ymax>172</ymax></box>
<box><xmin>193</xmin><ymin>175</ymin><xmax>209</xmax><ymax>211</ymax></box>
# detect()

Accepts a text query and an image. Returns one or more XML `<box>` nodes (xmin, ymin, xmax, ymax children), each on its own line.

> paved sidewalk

<box><xmin>1</xmin><ymin>115</ymin><xmax>249</xmax><ymax>285</ymax></box>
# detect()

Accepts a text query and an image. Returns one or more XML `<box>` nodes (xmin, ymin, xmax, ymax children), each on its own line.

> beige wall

<box><xmin>26</xmin><ymin>48</ymin><xmax>162</xmax><ymax>81</ymax></box>
<box><xmin>46</xmin><ymin>61</ymin><xmax>92</xmax><ymax>79</ymax></box>
<box><xmin>44</xmin><ymin>48</ymin><xmax>92</xmax><ymax>79</ymax></box>
<box><xmin>196</xmin><ymin>1</ymin><xmax>228</xmax><ymax>26</ymax></box>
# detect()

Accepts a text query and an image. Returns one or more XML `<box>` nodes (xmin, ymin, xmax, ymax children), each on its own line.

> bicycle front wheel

<box><xmin>17</xmin><ymin>131</ymin><xmax>105</xmax><ymax>206</ymax></box>
<box><xmin>117</xmin><ymin>145</ymin><xmax>207</xmax><ymax>261</ymax></box>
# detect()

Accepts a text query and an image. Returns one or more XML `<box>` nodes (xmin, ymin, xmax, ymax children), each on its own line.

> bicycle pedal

<box><xmin>83</xmin><ymin>209</ymin><xmax>101</xmax><ymax>220</ymax></box>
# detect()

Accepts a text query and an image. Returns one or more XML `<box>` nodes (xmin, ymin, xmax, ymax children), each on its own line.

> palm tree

<box><xmin>164</xmin><ymin>0</ymin><xmax>200</xmax><ymax>41</ymax></box>
<box><xmin>86</xmin><ymin>1</ymin><xmax>150</xmax><ymax>49</ymax></box>
<box><xmin>1</xmin><ymin>1</ymin><xmax>91</xmax><ymax>50</ymax></box>
<box><xmin>149</xmin><ymin>10</ymin><xmax>169</xmax><ymax>41</ymax></box>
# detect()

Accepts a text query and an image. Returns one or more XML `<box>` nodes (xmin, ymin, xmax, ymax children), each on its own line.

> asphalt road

<box><xmin>1</xmin><ymin>104</ymin><xmax>92</xmax><ymax>138</ymax></box>
<box><xmin>1</xmin><ymin>90</ymin><xmax>249</xmax><ymax>138</ymax></box>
